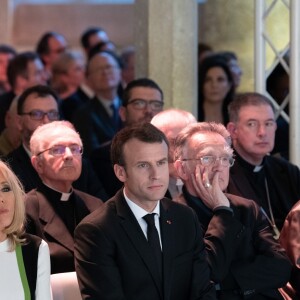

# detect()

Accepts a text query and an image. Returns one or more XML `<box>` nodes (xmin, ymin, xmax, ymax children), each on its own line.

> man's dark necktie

<box><xmin>110</xmin><ymin>103</ymin><xmax>119</xmax><ymax>128</ymax></box>
<box><xmin>143</xmin><ymin>213</ymin><xmax>162</xmax><ymax>276</ymax></box>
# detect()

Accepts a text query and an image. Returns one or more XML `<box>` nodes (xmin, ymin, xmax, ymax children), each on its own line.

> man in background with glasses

<box><xmin>5</xmin><ymin>85</ymin><xmax>108</xmax><ymax>200</ymax></box>
<box><xmin>91</xmin><ymin>78</ymin><xmax>164</xmax><ymax>198</ymax></box>
<box><xmin>5</xmin><ymin>85</ymin><xmax>60</xmax><ymax>189</ymax></box>
<box><xmin>119</xmin><ymin>77</ymin><xmax>164</xmax><ymax>125</ymax></box>
<box><xmin>25</xmin><ymin>121</ymin><xmax>103</xmax><ymax>274</ymax></box>
<box><xmin>173</xmin><ymin>122</ymin><xmax>291</xmax><ymax>300</ymax></box>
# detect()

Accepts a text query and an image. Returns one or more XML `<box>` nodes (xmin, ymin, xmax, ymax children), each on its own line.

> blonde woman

<box><xmin>0</xmin><ymin>160</ymin><xmax>51</xmax><ymax>300</ymax></box>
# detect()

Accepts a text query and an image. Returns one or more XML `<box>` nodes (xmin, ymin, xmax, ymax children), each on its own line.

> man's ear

<box><xmin>174</xmin><ymin>160</ymin><xmax>189</xmax><ymax>181</ymax></box>
<box><xmin>226</xmin><ymin>122</ymin><xmax>237</xmax><ymax>139</ymax></box>
<box><xmin>4</xmin><ymin>111</ymin><xmax>12</xmax><ymax>128</ymax></box>
<box><xmin>15</xmin><ymin>115</ymin><xmax>23</xmax><ymax>131</ymax></box>
<box><xmin>31</xmin><ymin>156</ymin><xmax>43</xmax><ymax>174</ymax></box>
<box><xmin>114</xmin><ymin>164</ymin><xmax>127</xmax><ymax>183</ymax></box>
<box><xmin>15</xmin><ymin>75</ymin><xmax>28</xmax><ymax>92</ymax></box>
<box><xmin>119</xmin><ymin>106</ymin><xmax>126</xmax><ymax>123</ymax></box>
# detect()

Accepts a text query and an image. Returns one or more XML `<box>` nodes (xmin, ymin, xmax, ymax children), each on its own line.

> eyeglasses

<box><xmin>127</xmin><ymin>99</ymin><xmax>164</xmax><ymax>111</ymax></box>
<box><xmin>181</xmin><ymin>155</ymin><xmax>235</xmax><ymax>167</ymax></box>
<box><xmin>37</xmin><ymin>144</ymin><xmax>83</xmax><ymax>157</ymax></box>
<box><xmin>20</xmin><ymin>110</ymin><xmax>59</xmax><ymax>121</ymax></box>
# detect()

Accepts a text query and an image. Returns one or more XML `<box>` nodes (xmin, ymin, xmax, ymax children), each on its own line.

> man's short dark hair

<box><xmin>111</xmin><ymin>123</ymin><xmax>169</xmax><ymax>166</ymax></box>
<box><xmin>17</xmin><ymin>85</ymin><xmax>59</xmax><ymax>115</ymax></box>
<box><xmin>7</xmin><ymin>52</ymin><xmax>39</xmax><ymax>88</ymax></box>
<box><xmin>81</xmin><ymin>27</ymin><xmax>105</xmax><ymax>50</ymax></box>
<box><xmin>122</xmin><ymin>78</ymin><xmax>164</xmax><ymax>106</ymax></box>
<box><xmin>0</xmin><ymin>44</ymin><xmax>17</xmax><ymax>56</ymax></box>
<box><xmin>228</xmin><ymin>92</ymin><xmax>275</xmax><ymax>123</ymax></box>
<box><xmin>36</xmin><ymin>31</ymin><xmax>64</xmax><ymax>60</ymax></box>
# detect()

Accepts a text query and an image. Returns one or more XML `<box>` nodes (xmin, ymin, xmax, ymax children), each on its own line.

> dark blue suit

<box><xmin>72</xmin><ymin>97</ymin><xmax>122</xmax><ymax>157</ymax></box>
<box><xmin>75</xmin><ymin>190</ymin><xmax>216</xmax><ymax>300</ymax></box>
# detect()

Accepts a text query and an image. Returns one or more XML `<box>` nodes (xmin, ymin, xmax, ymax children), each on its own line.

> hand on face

<box><xmin>191</xmin><ymin>164</ymin><xmax>229</xmax><ymax>210</ymax></box>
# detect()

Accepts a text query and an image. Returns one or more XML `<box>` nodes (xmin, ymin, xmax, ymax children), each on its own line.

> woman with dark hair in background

<box><xmin>198</xmin><ymin>55</ymin><xmax>235</xmax><ymax>125</ymax></box>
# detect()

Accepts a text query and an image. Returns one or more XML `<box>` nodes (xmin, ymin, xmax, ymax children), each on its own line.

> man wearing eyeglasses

<box><xmin>75</xmin><ymin>123</ymin><xmax>216</xmax><ymax>299</ymax></box>
<box><xmin>25</xmin><ymin>121</ymin><xmax>103</xmax><ymax>274</ymax></box>
<box><xmin>119</xmin><ymin>77</ymin><xmax>164</xmax><ymax>125</ymax></box>
<box><xmin>173</xmin><ymin>122</ymin><xmax>291</xmax><ymax>300</ymax></box>
<box><xmin>5</xmin><ymin>85</ymin><xmax>108</xmax><ymax>200</ymax></box>
<box><xmin>90</xmin><ymin>78</ymin><xmax>164</xmax><ymax>197</ymax></box>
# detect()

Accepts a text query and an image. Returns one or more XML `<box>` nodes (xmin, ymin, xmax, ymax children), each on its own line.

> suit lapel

<box><xmin>115</xmin><ymin>193</ymin><xmax>163</xmax><ymax>298</ymax></box>
<box><xmin>91</xmin><ymin>98</ymin><xmax>116</xmax><ymax>135</ymax></box>
<box><xmin>160</xmin><ymin>199</ymin><xmax>175</xmax><ymax>300</ymax></box>
<box><xmin>16</xmin><ymin>146</ymin><xmax>42</xmax><ymax>191</ymax></box>
<box><xmin>37</xmin><ymin>193</ymin><xmax>75</xmax><ymax>252</ymax></box>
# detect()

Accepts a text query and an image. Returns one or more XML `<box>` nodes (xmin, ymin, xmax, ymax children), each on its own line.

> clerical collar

<box><xmin>42</xmin><ymin>182</ymin><xmax>73</xmax><ymax>201</ymax></box>
<box><xmin>253</xmin><ymin>165</ymin><xmax>263</xmax><ymax>172</ymax></box>
<box><xmin>234</xmin><ymin>152</ymin><xmax>265</xmax><ymax>173</ymax></box>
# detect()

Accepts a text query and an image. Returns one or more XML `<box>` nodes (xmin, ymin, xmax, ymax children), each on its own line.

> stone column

<box><xmin>134</xmin><ymin>0</ymin><xmax>198</xmax><ymax>115</ymax></box>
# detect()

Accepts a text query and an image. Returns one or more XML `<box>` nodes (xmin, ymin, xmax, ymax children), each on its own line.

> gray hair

<box><xmin>174</xmin><ymin>122</ymin><xmax>232</xmax><ymax>160</ymax></box>
<box><xmin>30</xmin><ymin>120</ymin><xmax>82</xmax><ymax>156</ymax></box>
<box><xmin>151</xmin><ymin>108</ymin><xmax>196</xmax><ymax>131</ymax></box>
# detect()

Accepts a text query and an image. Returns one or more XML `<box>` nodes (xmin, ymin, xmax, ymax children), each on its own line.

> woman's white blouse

<box><xmin>0</xmin><ymin>238</ymin><xmax>52</xmax><ymax>300</ymax></box>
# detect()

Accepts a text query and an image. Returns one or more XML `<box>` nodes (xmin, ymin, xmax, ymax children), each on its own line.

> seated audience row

<box><xmin>1</xmin><ymin>87</ymin><xmax>300</xmax><ymax>299</ymax></box>
<box><xmin>74</xmin><ymin>122</ymin><xmax>292</xmax><ymax>299</ymax></box>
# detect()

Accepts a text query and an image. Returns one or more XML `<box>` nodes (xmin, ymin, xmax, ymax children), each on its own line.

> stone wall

<box><xmin>11</xmin><ymin>3</ymin><xmax>134</xmax><ymax>52</ymax></box>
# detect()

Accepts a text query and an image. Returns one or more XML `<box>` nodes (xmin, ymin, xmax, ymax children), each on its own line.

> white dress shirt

<box><xmin>0</xmin><ymin>238</ymin><xmax>52</xmax><ymax>300</ymax></box>
<box><xmin>123</xmin><ymin>189</ymin><xmax>162</xmax><ymax>249</ymax></box>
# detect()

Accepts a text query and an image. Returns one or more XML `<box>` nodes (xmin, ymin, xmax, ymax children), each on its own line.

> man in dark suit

<box><xmin>80</xmin><ymin>27</ymin><xmax>110</xmax><ymax>57</ymax></box>
<box><xmin>74</xmin><ymin>123</ymin><xmax>216</xmax><ymax>300</ymax></box>
<box><xmin>90</xmin><ymin>77</ymin><xmax>165</xmax><ymax>198</ymax></box>
<box><xmin>0</xmin><ymin>44</ymin><xmax>16</xmax><ymax>95</ymax></box>
<box><xmin>72</xmin><ymin>50</ymin><xmax>123</xmax><ymax>156</ymax></box>
<box><xmin>25</xmin><ymin>121</ymin><xmax>103</xmax><ymax>274</ymax></box>
<box><xmin>5</xmin><ymin>84</ymin><xmax>108</xmax><ymax>199</ymax></box>
<box><xmin>226</xmin><ymin>92</ymin><xmax>300</xmax><ymax>232</ymax></box>
<box><xmin>173</xmin><ymin>122</ymin><xmax>291</xmax><ymax>299</ymax></box>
